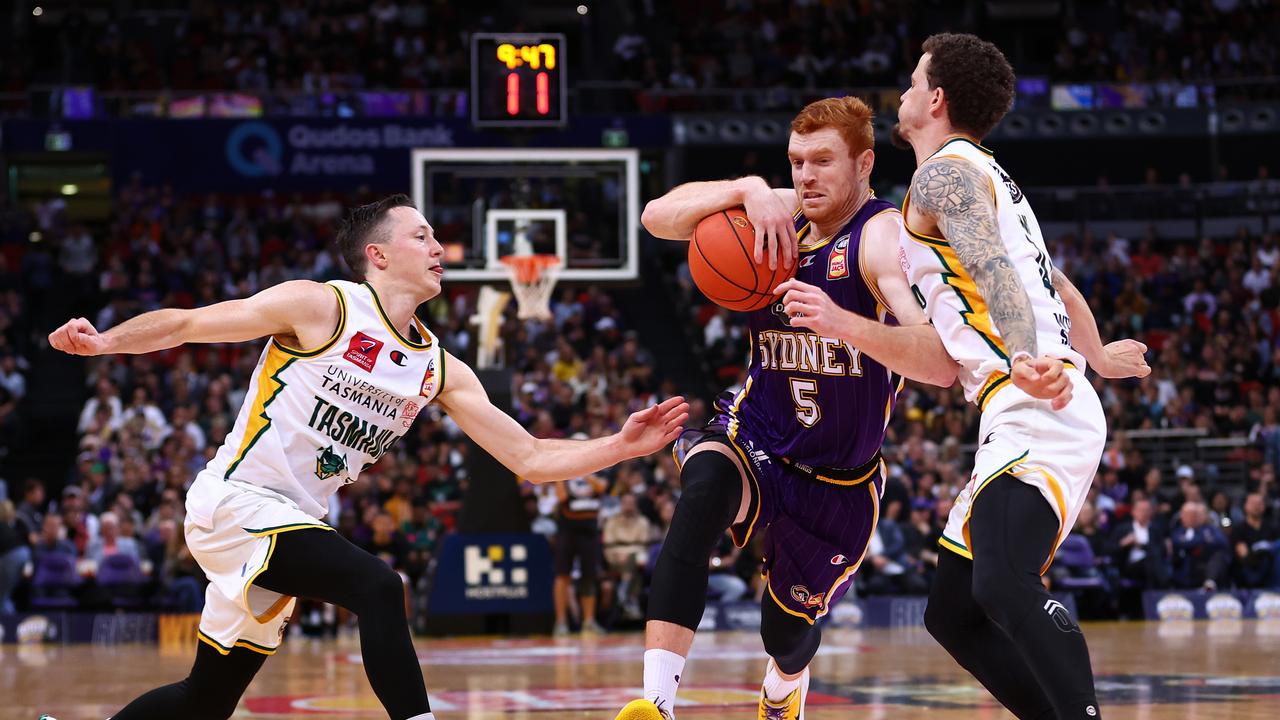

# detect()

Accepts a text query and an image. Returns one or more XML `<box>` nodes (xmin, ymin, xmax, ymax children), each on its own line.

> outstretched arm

<box><xmin>436</xmin><ymin>352</ymin><xmax>689</xmax><ymax>484</ymax></box>
<box><xmin>642</xmin><ymin>176</ymin><xmax>799</xmax><ymax>269</ymax></box>
<box><xmin>1051</xmin><ymin>269</ymin><xmax>1151</xmax><ymax>379</ymax></box>
<box><xmin>910</xmin><ymin>157</ymin><xmax>1069</xmax><ymax>407</ymax></box>
<box><xmin>48</xmin><ymin>280</ymin><xmax>340</xmax><ymax>356</ymax></box>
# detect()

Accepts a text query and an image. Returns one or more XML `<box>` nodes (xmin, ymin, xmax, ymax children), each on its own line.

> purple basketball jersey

<box><xmin>725</xmin><ymin>197</ymin><xmax>902</xmax><ymax>470</ymax></box>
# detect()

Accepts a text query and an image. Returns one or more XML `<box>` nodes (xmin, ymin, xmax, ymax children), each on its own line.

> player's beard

<box><xmin>889</xmin><ymin>123</ymin><xmax>911</xmax><ymax>150</ymax></box>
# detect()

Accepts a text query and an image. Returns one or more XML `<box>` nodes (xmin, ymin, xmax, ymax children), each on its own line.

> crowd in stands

<box><xmin>0</xmin><ymin>184</ymin><xmax>694</xmax><ymax>630</ymax></box>
<box><xmin>1</xmin><ymin>170</ymin><xmax>1280</xmax><ymax>623</ymax></box>
<box><xmin>642</xmin><ymin>0</ymin><xmax>1279</xmax><ymax>90</ymax></box>
<box><xmin>0</xmin><ymin>185</ymin><xmax>475</xmax><ymax>616</ymax></box>
<box><xmin>5</xmin><ymin>1</ymin><xmax>1278</xmax><ymax>116</ymax></box>
<box><xmin>8</xmin><ymin>1</ymin><xmax>470</xmax><ymax>95</ymax></box>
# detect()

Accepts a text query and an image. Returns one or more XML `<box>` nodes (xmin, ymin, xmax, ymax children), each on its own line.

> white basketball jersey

<box><xmin>899</xmin><ymin>137</ymin><xmax>1085</xmax><ymax>409</ymax></box>
<box><xmin>193</xmin><ymin>280</ymin><xmax>445</xmax><ymax>520</ymax></box>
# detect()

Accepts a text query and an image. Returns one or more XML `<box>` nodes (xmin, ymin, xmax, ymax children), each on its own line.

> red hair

<box><xmin>790</xmin><ymin>96</ymin><xmax>875</xmax><ymax>157</ymax></box>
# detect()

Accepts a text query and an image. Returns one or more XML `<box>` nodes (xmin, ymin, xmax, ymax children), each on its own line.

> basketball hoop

<box><xmin>501</xmin><ymin>254</ymin><xmax>560</xmax><ymax>321</ymax></box>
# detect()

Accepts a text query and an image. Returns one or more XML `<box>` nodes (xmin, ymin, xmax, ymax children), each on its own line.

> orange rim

<box><xmin>500</xmin><ymin>254</ymin><xmax>561</xmax><ymax>284</ymax></box>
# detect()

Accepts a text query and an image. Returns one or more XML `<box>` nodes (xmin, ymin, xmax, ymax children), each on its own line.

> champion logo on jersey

<box><xmin>390</xmin><ymin>350</ymin><xmax>407</xmax><ymax>366</ymax></box>
<box><xmin>827</xmin><ymin>234</ymin><xmax>851</xmax><ymax>280</ymax></box>
<box><xmin>830</xmin><ymin>554</ymin><xmax>849</xmax><ymax>565</ymax></box>
<box><xmin>799</xmin><ymin>255</ymin><xmax>817</xmax><ymax>268</ymax></box>
<box><xmin>343</xmin><ymin>332</ymin><xmax>383</xmax><ymax>372</ymax></box>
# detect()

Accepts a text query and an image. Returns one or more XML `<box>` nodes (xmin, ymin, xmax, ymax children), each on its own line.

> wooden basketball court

<box><xmin>8</xmin><ymin>621</ymin><xmax>1280</xmax><ymax>719</ymax></box>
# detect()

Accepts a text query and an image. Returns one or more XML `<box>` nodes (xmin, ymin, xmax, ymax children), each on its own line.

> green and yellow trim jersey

<box><xmin>898</xmin><ymin>137</ymin><xmax>1086</xmax><ymax>407</ymax></box>
<box><xmin>201</xmin><ymin>280</ymin><xmax>445</xmax><ymax>519</ymax></box>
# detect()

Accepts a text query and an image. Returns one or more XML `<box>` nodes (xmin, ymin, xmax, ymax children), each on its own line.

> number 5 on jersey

<box><xmin>790</xmin><ymin>378</ymin><xmax>821</xmax><ymax>427</ymax></box>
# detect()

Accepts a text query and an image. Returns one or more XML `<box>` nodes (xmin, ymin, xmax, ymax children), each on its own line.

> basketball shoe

<box><xmin>614</xmin><ymin>698</ymin><xmax>673</xmax><ymax>720</ymax></box>
<box><xmin>758</xmin><ymin>659</ymin><xmax>809</xmax><ymax>720</ymax></box>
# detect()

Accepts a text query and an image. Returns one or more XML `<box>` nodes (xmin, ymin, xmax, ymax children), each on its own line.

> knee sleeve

<box><xmin>646</xmin><ymin>449</ymin><xmax>742</xmax><ymax>629</ymax></box>
<box><xmin>667</xmin><ymin>450</ymin><xmax>742</xmax><ymax>562</ymax></box>
<box><xmin>760</xmin><ymin>594</ymin><xmax>822</xmax><ymax>675</ymax></box>
<box><xmin>259</xmin><ymin>530</ymin><xmax>405</xmax><ymax>618</ymax></box>
<box><xmin>361</xmin><ymin>562</ymin><xmax>407</xmax><ymax>614</ymax></box>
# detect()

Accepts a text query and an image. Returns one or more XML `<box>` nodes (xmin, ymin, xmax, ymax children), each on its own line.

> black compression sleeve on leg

<box><xmin>111</xmin><ymin>641</ymin><xmax>266</xmax><ymax>720</ymax></box>
<box><xmin>254</xmin><ymin>529</ymin><xmax>430</xmax><ymax>720</ymax></box>
<box><xmin>647</xmin><ymin>449</ymin><xmax>742</xmax><ymax>630</ymax></box>
<box><xmin>759</xmin><ymin>593</ymin><xmax>822</xmax><ymax>675</ymax></box>
<box><xmin>969</xmin><ymin>475</ymin><xmax>1102</xmax><ymax>719</ymax></box>
<box><xmin>924</xmin><ymin>551</ymin><xmax>1055</xmax><ymax>720</ymax></box>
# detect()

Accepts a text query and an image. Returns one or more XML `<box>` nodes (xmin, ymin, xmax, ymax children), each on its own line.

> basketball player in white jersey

<box><xmin>47</xmin><ymin>194</ymin><xmax>689</xmax><ymax>720</ymax></box>
<box><xmin>854</xmin><ymin>34</ymin><xmax>1150</xmax><ymax>719</ymax></box>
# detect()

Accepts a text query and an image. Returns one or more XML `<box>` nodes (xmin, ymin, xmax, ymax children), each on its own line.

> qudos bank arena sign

<box><xmin>225</xmin><ymin>121</ymin><xmax>455</xmax><ymax>178</ymax></box>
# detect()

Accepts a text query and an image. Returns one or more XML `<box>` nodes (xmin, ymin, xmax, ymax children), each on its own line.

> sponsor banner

<box><xmin>428</xmin><ymin>533</ymin><xmax>553</xmax><ymax>615</ymax></box>
<box><xmin>0</xmin><ymin>117</ymin><xmax>671</xmax><ymax>193</ymax></box>
<box><xmin>1145</xmin><ymin>589</ymin><xmax>1280</xmax><ymax>621</ymax></box>
<box><xmin>0</xmin><ymin>612</ymin><xmax>157</xmax><ymax>644</ymax></box>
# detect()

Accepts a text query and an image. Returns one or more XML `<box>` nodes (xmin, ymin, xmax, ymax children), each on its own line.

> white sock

<box><xmin>643</xmin><ymin>648</ymin><xmax>686</xmax><ymax>717</ymax></box>
<box><xmin>405</xmin><ymin>714</ymin><xmax>435</xmax><ymax>720</ymax></box>
<box><xmin>762</xmin><ymin>659</ymin><xmax>803</xmax><ymax>702</ymax></box>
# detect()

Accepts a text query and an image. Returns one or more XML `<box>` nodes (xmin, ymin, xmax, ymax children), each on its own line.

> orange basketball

<box><xmin>689</xmin><ymin>207</ymin><xmax>795</xmax><ymax>312</ymax></box>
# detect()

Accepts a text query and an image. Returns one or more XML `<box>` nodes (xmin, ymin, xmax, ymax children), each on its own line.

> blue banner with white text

<box><xmin>427</xmin><ymin>533</ymin><xmax>554</xmax><ymax>616</ymax></box>
<box><xmin>1</xmin><ymin>117</ymin><xmax>669</xmax><ymax>193</ymax></box>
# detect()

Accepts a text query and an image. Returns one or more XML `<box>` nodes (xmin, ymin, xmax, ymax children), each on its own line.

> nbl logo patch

<box><xmin>828</xmin><ymin>235</ymin><xmax>851</xmax><ymax>280</ymax></box>
<box><xmin>790</xmin><ymin>584</ymin><xmax>826</xmax><ymax>610</ymax></box>
<box><xmin>343</xmin><ymin>332</ymin><xmax>383</xmax><ymax>372</ymax></box>
<box><xmin>420</xmin><ymin>358</ymin><xmax>438</xmax><ymax>397</ymax></box>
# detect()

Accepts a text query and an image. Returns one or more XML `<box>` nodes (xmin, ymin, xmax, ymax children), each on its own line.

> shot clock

<box><xmin>471</xmin><ymin>33</ymin><xmax>568</xmax><ymax>128</ymax></box>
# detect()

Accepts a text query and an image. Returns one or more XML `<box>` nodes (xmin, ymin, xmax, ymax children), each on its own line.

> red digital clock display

<box><xmin>471</xmin><ymin>33</ymin><xmax>567</xmax><ymax>127</ymax></box>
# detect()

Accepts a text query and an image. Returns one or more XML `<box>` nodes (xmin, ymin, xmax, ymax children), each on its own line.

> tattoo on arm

<box><xmin>912</xmin><ymin>158</ymin><xmax>1038</xmax><ymax>358</ymax></box>
<box><xmin>1050</xmin><ymin>268</ymin><xmax>1068</xmax><ymax>291</ymax></box>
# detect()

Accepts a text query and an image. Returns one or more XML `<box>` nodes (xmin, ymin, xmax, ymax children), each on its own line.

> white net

<box><xmin>501</xmin><ymin>254</ymin><xmax>560</xmax><ymax>321</ymax></box>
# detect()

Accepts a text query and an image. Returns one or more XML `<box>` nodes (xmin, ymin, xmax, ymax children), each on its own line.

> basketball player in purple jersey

<box><xmin>615</xmin><ymin>97</ymin><xmax>960</xmax><ymax>720</ymax></box>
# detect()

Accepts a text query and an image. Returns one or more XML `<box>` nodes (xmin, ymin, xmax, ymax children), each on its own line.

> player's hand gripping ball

<box><xmin>689</xmin><ymin>207</ymin><xmax>797</xmax><ymax>312</ymax></box>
